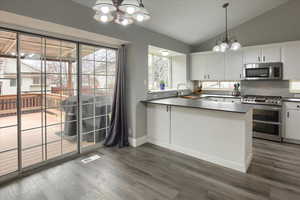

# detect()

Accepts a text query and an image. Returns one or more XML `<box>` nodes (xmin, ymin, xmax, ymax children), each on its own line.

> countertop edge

<box><xmin>142</xmin><ymin>100</ymin><xmax>250</xmax><ymax>114</ymax></box>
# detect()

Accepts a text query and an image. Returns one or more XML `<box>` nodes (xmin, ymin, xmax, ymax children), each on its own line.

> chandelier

<box><xmin>93</xmin><ymin>0</ymin><xmax>151</xmax><ymax>26</ymax></box>
<box><xmin>213</xmin><ymin>3</ymin><xmax>241</xmax><ymax>52</ymax></box>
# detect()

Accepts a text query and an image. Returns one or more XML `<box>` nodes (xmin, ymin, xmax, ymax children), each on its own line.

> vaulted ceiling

<box><xmin>72</xmin><ymin>0</ymin><xmax>289</xmax><ymax>45</ymax></box>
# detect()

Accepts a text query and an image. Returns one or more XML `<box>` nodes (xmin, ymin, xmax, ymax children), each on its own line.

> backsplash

<box><xmin>240</xmin><ymin>80</ymin><xmax>293</xmax><ymax>97</ymax></box>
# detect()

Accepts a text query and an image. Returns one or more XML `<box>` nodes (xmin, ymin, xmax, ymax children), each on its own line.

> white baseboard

<box><xmin>149</xmin><ymin>140</ymin><xmax>250</xmax><ymax>173</ymax></box>
<box><xmin>129</xmin><ymin>136</ymin><xmax>148</xmax><ymax>147</ymax></box>
<box><xmin>246</xmin><ymin>153</ymin><xmax>253</xmax><ymax>172</ymax></box>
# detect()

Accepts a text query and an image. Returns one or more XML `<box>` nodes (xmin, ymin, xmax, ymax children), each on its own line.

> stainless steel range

<box><xmin>242</xmin><ymin>95</ymin><xmax>283</xmax><ymax>142</ymax></box>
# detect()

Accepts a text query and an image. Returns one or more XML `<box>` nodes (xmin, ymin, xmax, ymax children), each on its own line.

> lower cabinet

<box><xmin>284</xmin><ymin>102</ymin><xmax>300</xmax><ymax>141</ymax></box>
<box><xmin>147</xmin><ymin>104</ymin><xmax>171</xmax><ymax>145</ymax></box>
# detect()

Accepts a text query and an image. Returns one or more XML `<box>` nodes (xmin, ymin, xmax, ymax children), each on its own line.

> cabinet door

<box><xmin>225</xmin><ymin>50</ymin><xmax>243</xmax><ymax>80</ymax></box>
<box><xmin>244</xmin><ymin>47</ymin><xmax>261</xmax><ymax>64</ymax></box>
<box><xmin>261</xmin><ymin>46</ymin><xmax>281</xmax><ymax>62</ymax></box>
<box><xmin>206</xmin><ymin>53</ymin><xmax>225</xmax><ymax>81</ymax></box>
<box><xmin>282</xmin><ymin>42</ymin><xmax>300</xmax><ymax>80</ymax></box>
<box><xmin>285</xmin><ymin>109</ymin><xmax>300</xmax><ymax>140</ymax></box>
<box><xmin>147</xmin><ymin>104</ymin><xmax>170</xmax><ymax>144</ymax></box>
<box><xmin>190</xmin><ymin>54</ymin><xmax>207</xmax><ymax>80</ymax></box>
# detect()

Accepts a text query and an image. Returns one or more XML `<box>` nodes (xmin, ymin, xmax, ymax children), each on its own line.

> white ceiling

<box><xmin>72</xmin><ymin>0</ymin><xmax>289</xmax><ymax>45</ymax></box>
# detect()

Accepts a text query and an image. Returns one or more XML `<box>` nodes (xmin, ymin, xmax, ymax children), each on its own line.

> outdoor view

<box><xmin>148</xmin><ymin>53</ymin><xmax>171</xmax><ymax>91</ymax></box>
<box><xmin>0</xmin><ymin>30</ymin><xmax>116</xmax><ymax>177</ymax></box>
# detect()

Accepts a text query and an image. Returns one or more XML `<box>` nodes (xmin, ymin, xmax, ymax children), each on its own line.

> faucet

<box><xmin>177</xmin><ymin>83</ymin><xmax>187</xmax><ymax>96</ymax></box>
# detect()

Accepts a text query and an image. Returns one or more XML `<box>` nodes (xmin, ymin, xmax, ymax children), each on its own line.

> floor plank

<box><xmin>1</xmin><ymin>139</ymin><xmax>300</xmax><ymax>200</ymax></box>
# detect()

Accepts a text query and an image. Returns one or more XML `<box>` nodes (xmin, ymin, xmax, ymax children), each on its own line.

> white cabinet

<box><xmin>261</xmin><ymin>46</ymin><xmax>281</xmax><ymax>63</ymax></box>
<box><xmin>225</xmin><ymin>50</ymin><xmax>243</xmax><ymax>80</ymax></box>
<box><xmin>244</xmin><ymin>46</ymin><xmax>281</xmax><ymax>64</ymax></box>
<box><xmin>190</xmin><ymin>53</ymin><xmax>207</xmax><ymax>80</ymax></box>
<box><xmin>244</xmin><ymin>47</ymin><xmax>261</xmax><ymax>63</ymax></box>
<box><xmin>285</xmin><ymin>102</ymin><xmax>300</xmax><ymax>141</ymax></box>
<box><xmin>282</xmin><ymin>42</ymin><xmax>300</xmax><ymax>80</ymax></box>
<box><xmin>147</xmin><ymin>104</ymin><xmax>170</xmax><ymax>145</ymax></box>
<box><xmin>190</xmin><ymin>52</ymin><xmax>225</xmax><ymax>81</ymax></box>
<box><xmin>206</xmin><ymin>53</ymin><xmax>225</xmax><ymax>81</ymax></box>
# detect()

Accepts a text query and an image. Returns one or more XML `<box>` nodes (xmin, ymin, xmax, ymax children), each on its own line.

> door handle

<box><xmin>287</xmin><ymin>111</ymin><xmax>290</xmax><ymax>118</ymax></box>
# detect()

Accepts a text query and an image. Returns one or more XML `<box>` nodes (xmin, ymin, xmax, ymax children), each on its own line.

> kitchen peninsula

<box><xmin>143</xmin><ymin>97</ymin><xmax>253</xmax><ymax>172</ymax></box>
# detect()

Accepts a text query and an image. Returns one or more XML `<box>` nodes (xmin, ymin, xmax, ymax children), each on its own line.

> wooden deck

<box><xmin>0</xmin><ymin>110</ymin><xmax>93</xmax><ymax>177</ymax></box>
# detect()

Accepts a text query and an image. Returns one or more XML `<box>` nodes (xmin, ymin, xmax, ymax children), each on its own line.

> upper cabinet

<box><xmin>243</xmin><ymin>47</ymin><xmax>261</xmax><ymax>63</ymax></box>
<box><xmin>244</xmin><ymin>45</ymin><xmax>281</xmax><ymax>64</ymax></box>
<box><xmin>206</xmin><ymin>53</ymin><xmax>225</xmax><ymax>81</ymax></box>
<box><xmin>282</xmin><ymin>41</ymin><xmax>300</xmax><ymax>80</ymax></box>
<box><xmin>190</xmin><ymin>52</ymin><xmax>224</xmax><ymax>81</ymax></box>
<box><xmin>261</xmin><ymin>46</ymin><xmax>281</xmax><ymax>63</ymax></box>
<box><xmin>190</xmin><ymin>53</ymin><xmax>207</xmax><ymax>80</ymax></box>
<box><xmin>225</xmin><ymin>50</ymin><xmax>243</xmax><ymax>80</ymax></box>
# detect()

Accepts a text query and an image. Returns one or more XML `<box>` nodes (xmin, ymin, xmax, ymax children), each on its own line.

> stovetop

<box><xmin>241</xmin><ymin>95</ymin><xmax>282</xmax><ymax>106</ymax></box>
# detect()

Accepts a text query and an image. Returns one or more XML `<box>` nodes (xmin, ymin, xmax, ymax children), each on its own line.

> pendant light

<box><xmin>93</xmin><ymin>0</ymin><xmax>151</xmax><ymax>26</ymax></box>
<box><xmin>213</xmin><ymin>3</ymin><xmax>242</xmax><ymax>52</ymax></box>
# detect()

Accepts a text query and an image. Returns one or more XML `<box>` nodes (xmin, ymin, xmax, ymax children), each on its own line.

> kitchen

<box><xmin>143</xmin><ymin>8</ymin><xmax>300</xmax><ymax>174</ymax></box>
<box><xmin>1</xmin><ymin>0</ymin><xmax>300</xmax><ymax>199</ymax></box>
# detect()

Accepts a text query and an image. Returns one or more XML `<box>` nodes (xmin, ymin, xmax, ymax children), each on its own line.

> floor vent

<box><xmin>81</xmin><ymin>154</ymin><xmax>101</xmax><ymax>164</ymax></box>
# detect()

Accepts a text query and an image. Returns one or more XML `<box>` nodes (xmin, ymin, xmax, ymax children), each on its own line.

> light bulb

<box><xmin>220</xmin><ymin>42</ymin><xmax>229</xmax><ymax>52</ymax></box>
<box><xmin>100</xmin><ymin>6</ymin><xmax>110</xmax><ymax>14</ymax></box>
<box><xmin>100</xmin><ymin>15</ymin><xmax>109</xmax><ymax>23</ymax></box>
<box><xmin>121</xmin><ymin>19</ymin><xmax>129</xmax><ymax>26</ymax></box>
<box><xmin>213</xmin><ymin>45</ymin><xmax>221</xmax><ymax>52</ymax></box>
<box><xmin>230</xmin><ymin>41</ymin><xmax>241</xmax><ymax>51</ymax></box>
<box><xmin>160</xmin><ymin>50</ymin><xmax>169</xmax><ymax>56</ymax></box>
<box><xmin>136</xmin><ymin>14</ymin><xmax>145</xmax><ymax>22</ymax></box>
<box><xmin>126</xmin><ymin>7</ymin><xmax>136</xmax><ymax>14</ymax></box>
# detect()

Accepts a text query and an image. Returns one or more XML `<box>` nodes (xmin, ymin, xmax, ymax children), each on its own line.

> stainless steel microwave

<box><xmin>243</xmin><ymin>62</ymin><xmax>283</xmax><ymax>80</ymax></box>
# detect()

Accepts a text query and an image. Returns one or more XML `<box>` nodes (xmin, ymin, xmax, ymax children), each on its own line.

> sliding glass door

<box><xmin>0</xmin><ymin>27</ymin><xmax>117</xmax><ymax>179</ymax></box>
<box><xmin>0</xmin><ymin>30</ymin><xmax>18</xmax><ymax>176</ymax></box>
<box><xmin>79</xmin><ymin>45</ymin><xmax>116</xmax><ymax>150</ymax></box>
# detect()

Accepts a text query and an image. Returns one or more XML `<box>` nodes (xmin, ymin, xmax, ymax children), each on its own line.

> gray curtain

<box><xmin>104</xmin><ymin>45</ymin><xmax>129</xmax><ymax>148</ymax></box>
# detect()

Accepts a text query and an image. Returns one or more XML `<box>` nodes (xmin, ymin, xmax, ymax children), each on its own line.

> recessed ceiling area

<box><xmin>71</xmin><ymin>0</ymin><xmax>289</xmax><ymax>45</ymax></box>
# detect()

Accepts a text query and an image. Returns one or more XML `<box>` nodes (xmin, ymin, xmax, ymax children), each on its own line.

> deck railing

<box><xmin>0</xmin><ymin>93</ymin><xmax>68</xmax><ymax>116</ymax></box>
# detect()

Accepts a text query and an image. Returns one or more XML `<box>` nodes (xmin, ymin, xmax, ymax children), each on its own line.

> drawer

<box><xmin>285</xmin><ymin>102</ymin><xmax>300</xmax><ymax>110</ymax></box>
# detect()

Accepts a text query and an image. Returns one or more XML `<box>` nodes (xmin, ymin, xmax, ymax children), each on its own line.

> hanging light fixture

<box><xmin>213</xmin><ymin>3</ymin><xmax>242</xmax><ymax>52</ymax></box>
<box><xmin>93</xmin><ymin>0</ymin><xmax>151</xmax><ymax>26</ymax></box>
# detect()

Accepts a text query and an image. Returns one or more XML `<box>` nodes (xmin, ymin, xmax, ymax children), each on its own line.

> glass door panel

<box><xmin>79</xmin><ymin>45</ymin><xmax>116</xmax><ymax>149</ymax></box>
<box><xmin>0</xmin><ymin>30</ymin><xmax>18</xmax><ymax>176</ymax></box>
<box><xmin>20</xmin><ymin>34</ymin><xmax>45</xmax><ymax>167</ymax></box>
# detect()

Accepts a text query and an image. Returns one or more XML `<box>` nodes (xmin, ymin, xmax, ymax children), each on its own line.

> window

<box><xmin>32</xmin><ymin>77</ymin><xmax>41</xmax><ymax>85</ymax></box>
<box><xmin>148</xmin><ymin>54</ymin><xmax>172</xmax><ymax>91</ymax></box>
<box><xmin>290</xmin><ymin>81</ymin><xmax>300</xmax><ymax>93</ymax></box>
<box><xmin>202</xmin><ymin>81</ymin><xmax>239</xmax><ymax>91</ymax></box>
<box><xmin>10</xmin><ymin>78</ymin><xmax>17</xmax><ymax>87</ymax></box>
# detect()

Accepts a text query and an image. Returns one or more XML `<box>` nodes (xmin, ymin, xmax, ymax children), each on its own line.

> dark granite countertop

<box><xmin>142</xmin><ymin>97</ymin><xmax>251</xmax><ymax>113</ymax></box>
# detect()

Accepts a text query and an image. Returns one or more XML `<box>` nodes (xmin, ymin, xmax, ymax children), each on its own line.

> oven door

<box><xmin>252</xmin><ymin>105</ymin><xmax>282</xmax><ymax>141</ymax></box>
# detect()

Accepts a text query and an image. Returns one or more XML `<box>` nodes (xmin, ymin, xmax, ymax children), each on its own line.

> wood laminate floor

<box><xmin>1</xmin><ymin>139</ymin><xmax>300</xmax><ymax>200</ymax></box>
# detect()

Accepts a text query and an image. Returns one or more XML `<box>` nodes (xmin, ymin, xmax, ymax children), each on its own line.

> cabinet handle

<box><xmin>263</xmin><ymin>56</ymin><xmax>266</xmax><ymax>62</ymax></box>
<box><xmin>240</xmin><ymin>74</ymin><xmax>242</xmax><ymax>79</ymax></box>
<box><xmin>297</xmin><ymin>105</ymin><xmax>300</xmax><ymax>108</ymax></box>
<box><xmin>258</xmin><ymin>56</ymin><xmax>261</xmax><ymax>62</ymax></box>
<box><xmin>287</xmin><ymin>111</ymin><xmax>290</xmax><ymax>118</ymax></box>
<box><xmin>208</xmin><ymin>74</ymin><xmax>210</xmax><ymax>79</ymax></box>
